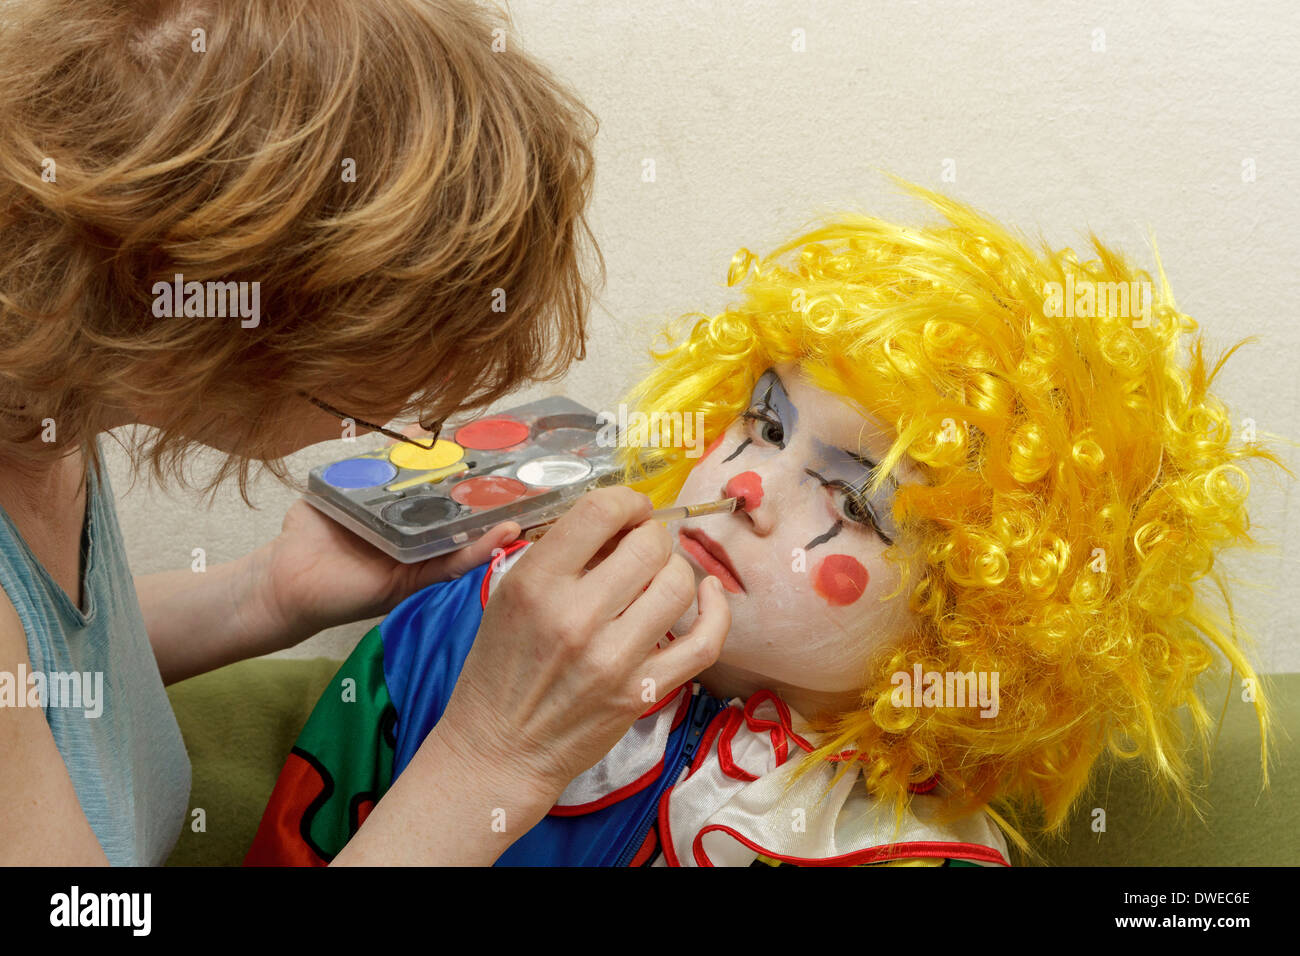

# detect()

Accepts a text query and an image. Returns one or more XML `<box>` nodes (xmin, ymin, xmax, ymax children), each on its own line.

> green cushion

<box><xmin>1023</xmin><ymin>672</ymin><xmax>1297</xmax><ymax>866</ymax></box>
<box><xmin>165</xmin><ymin>657</ymin><xmax>340</xmax><ymax>867</ymax></box>
<box><xmin>165</xmin><ymin>660</ymin><xmax>1298</xmax><ymax>866</ymax></box>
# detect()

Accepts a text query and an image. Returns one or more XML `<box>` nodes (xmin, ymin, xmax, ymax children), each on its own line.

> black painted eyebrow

<box><xmin>747</xmin><ymin>368</ymin><xmax>796</xmax><ymax>440</ymax></box>
<box><xmin>757</xmin><ymin>368</ymin><xmax>785</xmax><ymax>405</ymax></box>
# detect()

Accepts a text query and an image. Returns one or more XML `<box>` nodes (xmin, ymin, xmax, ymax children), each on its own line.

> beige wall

<box><xmin>105</xmin><ymin>1</ymin><xmax>1300</xmax><ymax>669</ymax></box>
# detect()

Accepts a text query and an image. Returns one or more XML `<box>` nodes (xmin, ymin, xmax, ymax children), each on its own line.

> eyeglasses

<box><xmin>303</xmin><ymin>393</ymin><xmax>444</xmax><ymax>450</ymax></box>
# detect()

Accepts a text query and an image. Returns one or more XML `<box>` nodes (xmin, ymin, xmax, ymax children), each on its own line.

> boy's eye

<box><xmin>742</xmin><ymin>403</ymin><xmax>785</xmax><ymax>448</ymax></box>
<box><xmin>833</xmin><ymin>484</ymin><xmax>879</xmax><ymax>530</ymax></box>
<box><xmin>807</xmin><ymin>468</ymin><xmax>894</xmax><ymax>545</ymax></box>
<box><xmin>840</xmin><ymin>489</ymin><xmax>873</xmax><ymax>525</ymax></box>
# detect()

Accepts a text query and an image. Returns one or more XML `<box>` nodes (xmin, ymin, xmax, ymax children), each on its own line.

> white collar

<box><xmin>556</xmin><ymin>683</ymin><xmax>1010</xmax><ymax>867</ymax></box>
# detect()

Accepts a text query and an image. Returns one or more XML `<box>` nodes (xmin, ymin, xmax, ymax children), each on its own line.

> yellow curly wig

<box><xmin>616</xmin><ymin>179</ymin><xmax>1286</xmax><ymax>857</ymax></box>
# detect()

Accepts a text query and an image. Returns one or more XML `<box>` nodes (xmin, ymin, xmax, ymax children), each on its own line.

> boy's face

<box><xmin>668</xmin><ymin>363</ymin><xmax>923</xmax><ymax>713</ymax></box>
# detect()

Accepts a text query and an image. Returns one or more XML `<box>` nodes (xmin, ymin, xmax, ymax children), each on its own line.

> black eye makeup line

<box><xmin>804</xmin><ymin>468</ymin><xmax>895</xmax><ymax>546</ymax></box>
<box><xmin>721</xmin><ymin>438</ymin><xmax>751</xmax><ymax>463</ymax></box>
<box><xmin>804</xmin><ymin>519</ymin><xmax>843</xmax><ymax>551</ymax></box>
<box><xmin>738</xmin><ymin>377</ymin><xmax>788</xmax><ymax>450</ymax></box>
<box><xmin>743</xmin><ymin>407</ymin><xmax>784</xmax><ymax>445</ymax></box>
<box><xmin>723</xmin><ymin>378</ymin><xmax>781</xmax><ymax>463</ymax></box>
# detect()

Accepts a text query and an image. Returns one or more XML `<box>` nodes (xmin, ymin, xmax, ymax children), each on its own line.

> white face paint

<box><xmin>668</xmin><ymin>363</ymin><xmax>925</xmax><ymax>717</ymax></box>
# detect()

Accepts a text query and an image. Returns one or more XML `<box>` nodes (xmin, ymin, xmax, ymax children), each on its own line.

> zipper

<box><xmin>611</xmin><ymin>687</ymin><xmax>719</xmax><ymax>867</ymax></box>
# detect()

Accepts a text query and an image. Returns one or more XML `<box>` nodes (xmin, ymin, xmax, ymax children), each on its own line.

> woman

<box><xmin>0</xmin><ymin>0</ymin><xmax>729</xmax><ymax>866</ymax></box>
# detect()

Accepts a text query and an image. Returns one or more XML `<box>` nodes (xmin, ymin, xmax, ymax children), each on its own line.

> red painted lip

<box><xmin>678</xmin><ymin>528</ymin><xmax>745</xmax><ymax>594</ymax></box>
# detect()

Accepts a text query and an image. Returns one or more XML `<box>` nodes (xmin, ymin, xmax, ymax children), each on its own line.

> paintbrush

<box><xmin>384</xmin><ymin>461</ymin><xmax>473</xmax><ymax>492</ymax></box>
<box><xmin>522</xmin><ymin>496</ymin><xmax>741</xmax><ymax>543</ymax></box>
<box><xmin>385</xmin><ymin>460</ymin><xmax>520</xmax><ymax>492</ymax></box>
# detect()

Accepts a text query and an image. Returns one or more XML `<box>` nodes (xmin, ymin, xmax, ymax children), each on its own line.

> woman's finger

<box><xmin>582</xmin><ymin>525</ymin><xmax>631</xmax><ymax>571</ymax></box>
<box><xmin>525</xmin><ymin>486</ymin><xmax>653</xmax><ymax>578</ymax></box>
<box><xmin>640</xmin><ymin>575</ymin><xmax>730</xmax><ymax>694</ymax></box>
<box><xmin>580</xmin><ymin>520</ymin><xmax>676</xmax><ymax>621</ymax></box>
<box><xmin>605</xmin><ymin>551</ymin><xmax>698</xmax><ymax>646</ymax></box>
<box><xmin>411</xmin><ymin>521</ymin><xmax>520</xmax><ymax>589</ymax></box>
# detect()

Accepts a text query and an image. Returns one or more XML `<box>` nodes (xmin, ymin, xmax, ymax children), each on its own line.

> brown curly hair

<box><xmin>0</xmin><ymin>0</ymin><xmax>601</xmax><ymax>502</ymax></box>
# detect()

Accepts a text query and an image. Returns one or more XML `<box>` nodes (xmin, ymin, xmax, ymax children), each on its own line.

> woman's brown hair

<box><xmin>0</xmin><ymin>0</ymin><xmax>601</xmax><ymax>501</ymax></box>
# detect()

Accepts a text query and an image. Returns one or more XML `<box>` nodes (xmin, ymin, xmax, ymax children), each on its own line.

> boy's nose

<box><xmin>725</xmin><ymin>471</ymin><xmax>763</xmax><ymax>512</ymax></box>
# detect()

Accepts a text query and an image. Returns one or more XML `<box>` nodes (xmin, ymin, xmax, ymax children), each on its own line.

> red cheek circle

<box><xmin>813</xmin><ymin>554</ymin><xmax>869</xmax><ymax>606</ymax></box>
<box><xmin>726</xmin><ymin>471</ymin><xmax>763</xmax><ymax>510</ymax></box>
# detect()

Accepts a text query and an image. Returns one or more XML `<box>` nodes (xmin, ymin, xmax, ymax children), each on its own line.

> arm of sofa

<box><xmin>166</xmin><ymin>661</ymin><xmax>1297</xmax><ymax>866</ymax></box>
<box><xmin>1025</xmin><ymin>672</ymin><xmax>1298</xmax><ymax>866</ymax></box>
<box><xmin>165</xmin><ymin>656</ymin><xmax>342</xmax><ymax>866</ymax></box>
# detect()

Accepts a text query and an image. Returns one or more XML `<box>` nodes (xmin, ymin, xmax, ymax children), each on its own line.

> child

<box><xmin>247</xmin><ymin>182</ymin><xmax>1280</xmax><ymax>866</ymax></box>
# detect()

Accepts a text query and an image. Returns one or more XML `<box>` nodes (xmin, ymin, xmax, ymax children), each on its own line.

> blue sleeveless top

<box><xmin>0</xmin><ymin>443</ymin><xmax>191</xmax><ymax>865</ymax></box>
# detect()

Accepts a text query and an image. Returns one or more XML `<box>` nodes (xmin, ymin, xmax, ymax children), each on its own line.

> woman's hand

<box><xmin>261</xmin><ymin>498</ymin><xmax>521</xmax><ymax>647</ymax></box>
<box><xmin>334</xmin><ymin>485</ymin><xmax>731</xmax><ymax>865</ymax></box>
<box><xmin>435</xmin><ymin>485</ymin><xmax>732</xmax><ymax>806</ymax></box>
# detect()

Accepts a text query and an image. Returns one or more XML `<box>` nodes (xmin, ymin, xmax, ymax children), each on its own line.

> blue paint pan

<box><xmin>322</xmin><ymin>457</ymin><xmax>398</xmax><ymax>489</ymax></box>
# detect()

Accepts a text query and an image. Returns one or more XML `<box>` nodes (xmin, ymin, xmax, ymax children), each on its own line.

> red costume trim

<box><xmin>629</xmin><ymin>824</ymin><xmax>659</xmax><ymax>867</ymax></box>
<box><xmin>639</xmin><ymin>681</ymin><xmax>688</xmax><ymax>720</ymax></box>
<box><xmin>689</xmin><ymin>707</ymin><xmax>734</xmax><ymax>778</ymax></box>
<box><xmin>690</xmin><ymin>827</ymin><xmax>1010</xmax><ymax>867</ymax></box>
<box><xmin>657</xmin><ymin>782</ymin><xmax>682</xmax><ymax>867</ymax></box>
<box><xmin>653</xmin><ymin>689</ymin><xmax>1008</xmax><ymax>868</ymax></box>
<box><xmin>479</xmin><ymin>538</ymin><xmax>531</xmax><ymax>608</ymax></box>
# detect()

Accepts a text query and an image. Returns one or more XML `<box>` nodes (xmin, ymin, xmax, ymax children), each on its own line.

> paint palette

<box><xmin>303</xmin><ymin>397</ymin><xmax>624</xmax><ymax>563</ymax></box>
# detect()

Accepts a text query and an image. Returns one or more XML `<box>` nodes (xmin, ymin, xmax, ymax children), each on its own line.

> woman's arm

<box><xmin>330</xmin><ymin>716</ymin><xmax>556</xmax><ymax>866</ymax></box>
<box><xmin>0</xmin><ymin>588</ymin><xmax>110</xmax><ymax>865</ymax></box>
<box><xmin>134</xmin><ymin>543</ymin><xmax>298</xmax><ymax>686</ymax></box>
<box><xmin>136</xmin><ymin>501</ymin><xmax>517</xmax><ymax>685</ymax></box>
